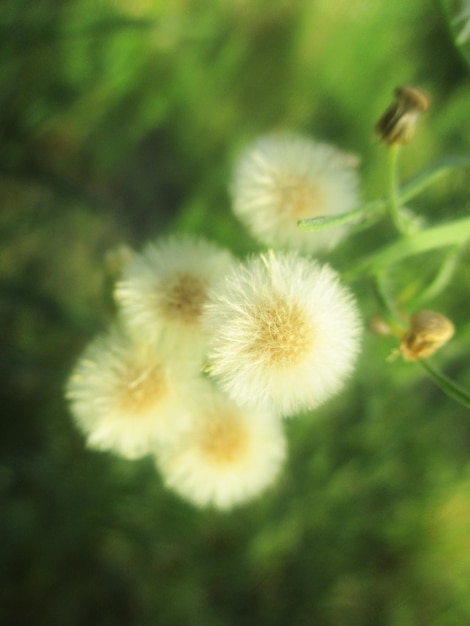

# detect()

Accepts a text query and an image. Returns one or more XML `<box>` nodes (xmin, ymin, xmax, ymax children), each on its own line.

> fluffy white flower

<box><xmin>202</xmin><ymin>251</ymin><xmax>362</xmax><ymax>416</ymax></box>
<box><xmin>231</xmin><ymin>133</ymin><xmax>360</xmax><ymax>253</ymax></box>
<box><xmin>155</xmin><ymin>385</ymin><xmax>286</xmax><ymax>510</ymax></box>
<box><xmin>65</xmin><ymin>328</ymin><xmax>199</xmax><ymax>459</ymax></box>
<box><xmin>114</xmin><ymin>236</ymin><xmax>235</xmax><ymax>361</ymax></box>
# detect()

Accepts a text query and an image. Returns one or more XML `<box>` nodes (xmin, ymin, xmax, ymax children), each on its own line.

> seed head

<box><xmin>65</xmin><ymin>328</ymin><xmax>199</xmax><ymax>458</ymax></box>
<box><xmin>231</xmin><ymin>134</ymin><xmax>361</xmax><ymax>253</ymax></box>
<box><xmin>202</xmin><ymin>251</ymin><xmax>362</xmax><ymax>416</ymax></box>
<box><xmin>155</xmin><ymin>385</ymin><xmax>286</xmax><ymax>510</ymax></box>
<box><xmin>114</xmin><ymin>235</ymin><xmax>235</xmax><ymax>362</ymax></box>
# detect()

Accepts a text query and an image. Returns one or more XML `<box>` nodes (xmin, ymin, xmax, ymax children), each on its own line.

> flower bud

<box><xmin>400</xmin><ymin>310</ymin><xmax>454</xmax><ymax>361</ymax></box>
<box><xmin>375</xmin><ymin>85</ymin><xmax>429</xmax><ymax>146</ymax></box>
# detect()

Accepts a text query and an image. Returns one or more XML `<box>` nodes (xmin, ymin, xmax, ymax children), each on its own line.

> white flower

<box><xmin>155</xmin><ymin>385</ymin><xmax>286</xmax><ymax>510</ymax></box>
<box><xmin>202</xmin><ymin>251</ymin><xmax>362</xmax><ymax>416</ymax></box>
<box><xmin>231</xmin><ymin>133</ymin><xmax>360</xmax><ymax>253</ymax></box>
<box><xmin>114</xmin><ymin>235</ymin><xmax>235</xmax><ymax>361</ymax></box>
<box><xmin>65</xmin><ymin>328</ymin><xmax>199</xmax><ymax>459</ymax></box>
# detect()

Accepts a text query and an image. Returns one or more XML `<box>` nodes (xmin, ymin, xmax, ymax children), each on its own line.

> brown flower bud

<box><xmin>375</xmin><ymin>85</ymin><xmax>429</xmax><ymax>146</ymax></box>
<box><xmin>400</xmin><ymin>310</ymin><xmax>454</xmax><ymax>361</ymax></box>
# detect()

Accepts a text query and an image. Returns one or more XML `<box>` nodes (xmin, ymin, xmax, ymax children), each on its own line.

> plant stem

<box><xmin>343</xmin><ymin>215</ymin><xmax>470</xmax><ymax>280</ymax></box>
<box><xmin>297</xmin><ymin>199</ymin><xmax>385</xmax><ymax>232</ymax></box>
<box><xmin>420</xmin><ymin>360</ymin><xmax>470</xmax><ymax>410</ymax></box>
<box><xmin>399</xmin><ymin>156</ymin><xmax>470</xmax><ymax>204</ymax></box>
<box><xmin>387</xmin><ymin>144</ymin><xmax>410</xmax><ymax>235</ymax></box>
<box><xmin>411</xmin><ymin>245</ymin><xmax>461</xmax><ymax>307</ymax></box>
<box><xmin>371</xmin><ymin>273</ymin><xmax>403</xmax><ymax>331</ymax></box>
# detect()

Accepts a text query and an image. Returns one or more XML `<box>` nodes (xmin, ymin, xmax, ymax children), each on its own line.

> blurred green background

<box><xmin>2</xmin><ymin>0</ymin><xmax>470</xmax><ymax>624</ymax></box>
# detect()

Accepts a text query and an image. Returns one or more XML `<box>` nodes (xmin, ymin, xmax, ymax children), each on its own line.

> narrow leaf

<box><xmin>420</xmin><ymin>360</ymin><xmax>470</xmax><ymax>409</ymax></box>
<box><xmin>344</xmin><ymin>214</ymin><xmax>470</xmax><ymax>279</ymax></box>
<box><xmin>297</xmin><ymin>200</ymin><xmax>385</xmax><ymax>232</ymax></box>
<box><xmin>400</xmin><ymin>155</ymin><xmax>470</xmax><ymax>203</ymax></box>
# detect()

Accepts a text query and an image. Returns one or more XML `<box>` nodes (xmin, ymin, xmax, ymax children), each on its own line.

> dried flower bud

<box><xmin>400</xmin><ymin>310</ymin><xmax>454</xmax><ymax>362</ymax></box>
<box><xmin>375</xmin><ymin>85</ymin><xmax>429</xmax><ymax>146</ymax></box>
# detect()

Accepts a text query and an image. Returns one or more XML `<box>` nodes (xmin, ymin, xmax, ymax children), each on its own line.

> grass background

<box><xmin>2</xmin><ymin>0</ymin><xmax>470</xmax><ymax>624</ymax></box>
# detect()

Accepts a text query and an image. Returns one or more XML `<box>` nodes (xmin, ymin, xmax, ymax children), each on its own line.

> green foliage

<box><xmin>2</xmin><ymin>0</ymin><xmax>470</xmax><ymax>624</ymax></box>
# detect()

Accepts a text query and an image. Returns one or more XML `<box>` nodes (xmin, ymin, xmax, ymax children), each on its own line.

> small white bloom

<box><xmin>114</xmin><ymin>235</ymin><xmax>235</xmax><ymax>361</ymax></box>
<box><xmin>231</xmin><ymin>133</ymin><xmax>360</xmax><ymax>253</ymax></box>
<box><xmin>202</xmin><ymin>251</ymin><xmax>362</xmax><ymax>416</ymax></box>
<box><xmin>155</xmin><ymin>385</ymin><xmax>286</xmax><ymax>510</ymax></box>
<box><xmin>65</xmin><ymin>328</ymin><xmax>198</xmax><ymax>459</ymax></box>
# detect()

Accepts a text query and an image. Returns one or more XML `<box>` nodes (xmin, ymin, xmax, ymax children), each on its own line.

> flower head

<box><xmin>231</xmin><ymin>133</ymin><xmax>360</xmax><ymax>253</ymax></box>
<box><xmin>114</xmin><ymin>235</ymin><xmax>235</xmax><ymax>361</ymax></box>
<box><xmin>202</xmin><ymin>251</ymin><xmax>362</xmax><ymax>416</ymax></box>
<box><xmin>65</xmin><ymin>328</ymin><xmax>198</xmax><ymax>458</ymax></box>
<box><xmin>155</xmin><ymin>385</ymin><xmax>286</xmax><ymax>510</ymax></box>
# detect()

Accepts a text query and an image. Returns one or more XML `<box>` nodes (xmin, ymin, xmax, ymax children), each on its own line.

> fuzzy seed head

<box><xmin>114</xmin><ymin>235</ymin><xmax>235</xmax><ymax>361</ymax></box>
<box><xmin>231</xmin><ymin>134</ymin><xmax>360</xmax><ymax>253</ymax></box>
<box><xmin>202</xmin><ymin>251</ymin><xmax>362</xmax><ymax>416</ymax></box>
<box><xmin>65</xmin><ymin>328</ymin><xmax>197</xmax><ymax>458</ymax></box>
<box><xmin>156</xmin><ymin>386</ymin><xmax>286</xmax><ymax>510</ymax></box>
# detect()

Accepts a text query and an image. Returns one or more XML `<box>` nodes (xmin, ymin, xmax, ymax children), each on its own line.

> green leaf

<box><xmin>400</xmin><ymin>156</ymin><xmax>470</xmax><ymax>204</ymax></box>
<box><xmin>297</xmin><ymin>200</ymin><xmax>385</xmax><ymax>232</ymax></box>
<box><xmin>420</xmin><ymin>360</ymin><xmax>470</xmax><ymax>409</ymax></box>
<box><xmin>297</xmin><ymin>156</ymin><xmax>470</xmax><ymax>235</ymax></box>
<box><xmin>440</xmin><ymin>0</ymin><xmax>470</xmax><ymax>67</ymax></box>
<box><xmin>410</xmin><ymin>245</ymin><xmax>461</xmax><ymax>307</ymax></box>
<box><xmin>344</xmin><ymin>214</ymin><xmax>470</xmax><ymax>279</ymax></box>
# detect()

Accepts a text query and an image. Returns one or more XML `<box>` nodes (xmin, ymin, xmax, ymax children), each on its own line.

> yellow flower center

<box><xmin>199</xmin><ymin>413</ymin><xmax>249</xmax><ymax>466</ymax></box>
<box><xmin>275</xmin><ymin>171</ymin><xmax>325</xmax><ymax>220</ymax></box>
<box><xmin>249</xmin><ymin>296</ymin><xmax>314</xmax><ymax>367</ymax></box>
<box><xmin>159</xmin><ymin>272</ymin><xmax>207</xmax><ymax>324</ymax></box>
<box><xmin>117</xmin><ymin>361</ymin><xmax>167</xmax><ymax>416</ymax></box>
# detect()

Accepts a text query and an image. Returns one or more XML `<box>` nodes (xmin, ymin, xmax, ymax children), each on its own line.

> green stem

<box><xmin>298</xmin><ymin>156</ymin><xmax>470</xmax><ymax>235</ymax></box>
<box><xmin>297</xmin><ymin>199</ymin><xmax>385</xmax><ymax>232</ymax></box>
<box><xmin>387</xmin><ymin>145</ymin><xmax>411</xmax><ymax>235</ymax></box>
<box><xmin>399</xmin><ymin>156</ymin><xmax>470</xmax><ymax>204</ymax></box>
<box><xmin>343</xmin><ymin>215</ymin><xmax>470</xmax><ymax>280</ymax></box>
<box><xmin>371</xmin><ymin>273</ymin><xmax>402</xmax><ymax>329</ymax></box>
<box><xmin>420</xmin><ymin>360</ymin><xmax>470</xmax><ymax>410</ymax></box>
<box><xmin>411</xmin><ymin>245</ymin><xmax>461</xmax><ymax>307</ymax></box>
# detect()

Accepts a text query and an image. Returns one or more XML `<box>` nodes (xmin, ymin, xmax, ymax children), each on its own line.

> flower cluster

<box><xmin>66</xmin><ymin>133</ymin><xmax>363</xmax><ymax>510</ymax></box>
